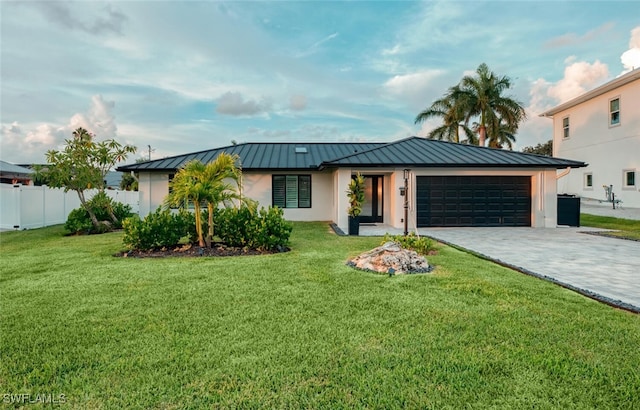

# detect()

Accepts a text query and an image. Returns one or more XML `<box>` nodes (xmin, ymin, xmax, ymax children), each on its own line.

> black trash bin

<box><xmin>557</xmin><ymin>194</ymin><xmax>580</xmax><ymax>227</ymax></box>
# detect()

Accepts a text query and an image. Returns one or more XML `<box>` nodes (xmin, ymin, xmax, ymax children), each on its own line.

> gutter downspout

<box><xmin>556</xmin><ymin>167</ymin><xmax>571</xmax><ymax>180</ymax></box>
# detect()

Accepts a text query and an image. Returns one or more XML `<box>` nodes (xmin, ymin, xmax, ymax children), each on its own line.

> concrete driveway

<box><xmin>419</xmin><ymin>227</ymin><xmax>640</xmax><ymax>313</ymax></box>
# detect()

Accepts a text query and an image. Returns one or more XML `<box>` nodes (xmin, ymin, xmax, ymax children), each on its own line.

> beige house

<box><xmin>541</xmin><ymin>68</ymin><xmax>640</xmax><ymax>208</ymax></box>
<box><xmin>118</xmin><ymin>137</ymin><xmax>586</xmax><ymax>232</ymax></box>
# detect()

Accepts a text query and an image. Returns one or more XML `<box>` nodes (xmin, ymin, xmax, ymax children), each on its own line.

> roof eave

<box><xmin>539</xmin><ymin>68</ymin><xmax>640</xmax><ymax>118</ymax></box>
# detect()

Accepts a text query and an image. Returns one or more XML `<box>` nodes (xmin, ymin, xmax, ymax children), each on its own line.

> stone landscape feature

<box><xmin>347</xmin><ymin>241</ymin><xmax>433</xmax><ymax>275</ymax></box>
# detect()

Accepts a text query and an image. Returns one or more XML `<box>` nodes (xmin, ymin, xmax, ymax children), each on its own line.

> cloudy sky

<box><xmin>1</xmin><ymin>1</ymin><xmax>639</xmax><ymax>165</ymax></box>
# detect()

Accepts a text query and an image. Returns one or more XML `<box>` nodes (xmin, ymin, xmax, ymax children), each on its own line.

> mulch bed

<box><xmin>115</xmin><ymin>243</ymin><xmax>290</xmax><ymax>258</ymax></box>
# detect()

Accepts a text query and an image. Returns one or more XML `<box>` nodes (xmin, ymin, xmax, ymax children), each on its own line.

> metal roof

<box><xmin>117</xmin><ymin>137</ymin><xmax>586</xmax><ymax>172</ymax></box>
<box><xmin>320</xmin><ymin>137</ymin><xmax>587</xmax><ymax>169</ymax></box>
<box><xmin>117</xmin><ymin>142</ymin><xmax>384</xmax><ymax>172</ymax></box>
<box><xmin>0</xmin><ymin>160</ymin><xmax>34</xmax><ymax>175</ymax></box>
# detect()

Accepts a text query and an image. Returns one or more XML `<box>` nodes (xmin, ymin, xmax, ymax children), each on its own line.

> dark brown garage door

<box><xmin>416</xmin><ymin>176</ymin><xmax>531</xmax><ymax>227</ymax></box>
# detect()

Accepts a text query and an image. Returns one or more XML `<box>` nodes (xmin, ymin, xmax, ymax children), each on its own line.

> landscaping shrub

<box><xmin>382</xmin><ymin>232</ymin><xmax>436</xmax><ymax>255</ymax></box>
<box><xmin>122</xmin><ymin>208</ymin><xmax>196</xmax><ymax>250</ymax></box>
<box><xmin>215</xmin><ymin>206</ymin><xmax>292</xmax><ymax>251</ymax></box>
<box><xmin>64</xmin><ymin>192</ymin><xmax>133</xmax><ymax>234</ymax></box>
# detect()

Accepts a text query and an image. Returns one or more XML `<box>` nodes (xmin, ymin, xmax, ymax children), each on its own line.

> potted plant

<box><xmin>346</xmin><ymin>173</ymin><xmax>365</xmax><ymax>235</ymax></box>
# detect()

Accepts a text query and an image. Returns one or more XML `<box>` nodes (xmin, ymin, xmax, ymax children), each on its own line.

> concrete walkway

<box><xmin>360</xmin><ymin>225</ymin><xmax>640</xmax><ymax>313</ymax></box>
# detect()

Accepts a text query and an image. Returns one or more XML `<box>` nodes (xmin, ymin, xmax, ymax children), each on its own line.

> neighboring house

<box><xmin>541</xmin><ymin>68</ymin><xmax>640</xmax><ymax>208</ymax></box>
<box><xmin>117</xmin><ymin>136</ymin><xmax>586</xmax><ymax>232</ymax></box>
<box><xmin>0</xmin><ymin>160</ymin><xmax>33</xmax><ymax>185</ymax></box>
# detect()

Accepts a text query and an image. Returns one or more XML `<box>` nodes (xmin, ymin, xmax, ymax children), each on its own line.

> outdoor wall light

<box><xmin>399</xmin><ymin>186</ymin><xmax>406</xmax><ymax>196</ymax></box>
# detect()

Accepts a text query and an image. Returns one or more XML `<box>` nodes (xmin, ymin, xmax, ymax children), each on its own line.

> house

<box><xmin>117</xmin><ymin>136</ymin><xmax>586</xmax><ymax>232</ymax></box>
<box><xmin>541</xmin><ymin>68</ymin><xmax>640</xmax><ymax>208</ymax></box>
<box><xmin>0</xmin><ymin>160</ymin><xmax>33</xmax><ymax>185</ymax></box>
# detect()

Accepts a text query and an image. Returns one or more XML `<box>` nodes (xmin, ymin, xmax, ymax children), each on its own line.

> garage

<box><xmin>416</xmin><ymin>176</ymin><xmax>531</xmax><ymax>227</ymax></box>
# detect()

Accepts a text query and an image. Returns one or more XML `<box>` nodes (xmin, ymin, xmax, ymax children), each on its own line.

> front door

<box><xmin>360</xmin><ymin>175</ymin><xmax>383</xmax><ymax>223</ymax></box>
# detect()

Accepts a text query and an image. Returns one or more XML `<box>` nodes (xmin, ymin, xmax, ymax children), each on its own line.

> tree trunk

<box><xmin>478</xmin><ymin>125</ymin><xmax>486</xmax><ymax>147</ymax></box>
<box><xmin>77</xmin><ymin>190</ymin><xmax>100</xmax><ymax>229</ymax></box>
<box><xmin>207</xmin><ymin>203</ymin><xmax>214</xmax><ymax>248</ymax></box>
<box><xmin>194</xmin><ymin>203</ymin><xmax>205</xmax><ymax>247</ymax></box>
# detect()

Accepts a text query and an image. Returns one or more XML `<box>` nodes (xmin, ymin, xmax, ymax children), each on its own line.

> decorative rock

<box><xmin>347</xmin><ymin>241</ymin><xmax>432</xmax><ymax>274</ymax></box>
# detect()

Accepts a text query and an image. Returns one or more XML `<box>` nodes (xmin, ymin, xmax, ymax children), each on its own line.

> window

<box><xmin>623</xmin><ymin>169</ymin><xmax>636</xmax><ymax>189</ymax></box>
<box><xmin>273</xmin><ymin>175</ymin><xmax>311</xmax><ymax>208</ymax></box>
<box><xmin>610</xmin><ymin>97</ymin><xmax>620</xmax><ymax>126</ymax></box>
<box><xmin>562</xmin><ymin>117</ymin><xmax>570</xmax><ymax>139</ymax></box>
<box><xmin>584</xmin><ymin>173</ymin><xmax>593</xmax><ymax>189</ymax></box>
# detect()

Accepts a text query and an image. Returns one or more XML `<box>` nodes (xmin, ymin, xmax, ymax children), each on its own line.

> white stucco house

<box><xmin>541</xmin><ymin>68</ymin><xmax>640</xmax><ymax>208</ymax></box>
<box><xmin>118</xmin><ymin>136</ymin><xmax>586</xmax><ymax>232</ymax></box>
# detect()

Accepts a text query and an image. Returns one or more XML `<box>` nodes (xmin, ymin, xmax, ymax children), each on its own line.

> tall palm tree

<box><xmin>486</xmin><ymin>118</ymin><xmax>518</xmax><ymax>150</ymax></box>
<box><xmin>456</xmin><ymin>63</ymin><xmax>526</xmax><ymax>147</ymax></box>
<box><xmin>415</xmin><ymin>86</ymin><xmax>475</xmax><ymax>143</ymax></box>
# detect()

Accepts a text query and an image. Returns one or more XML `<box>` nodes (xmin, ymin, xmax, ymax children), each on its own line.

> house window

<box><xmin>623</xmin><ymin>169</ymin><xmax>636</xmax><ymax>189</ymax></box>
<box><xmin>562</xmin><ymin>117</ymin><xmax>570</xmax><ymax>139</ymax></box>
<box><xmin>584</xmin><ymin>173</ymin><xmax>593</xmax><ymax>189</ymax></box>
<box><xmin>273</xmin><ymin>175</ymin><xmax>311</xmax><ymax>208</ymax></box>
<box><xmin>609</xmin><ymin>97</ymin><xmax>620</xmax><ymax>126</ymax></box>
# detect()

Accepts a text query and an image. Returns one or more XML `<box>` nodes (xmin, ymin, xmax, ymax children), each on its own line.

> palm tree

<box><xmin>486</xmin><ymin>118</ymin><xmax>518</xmax><ymax>149</ymax></box>
<box><xmin>415</xmin><ymin>86</ymin><xmax>475</xmax><ymax>143</ymax></box>
<box><xmin>200</xmin><ymin>153</ymin><xmax>245</xmax><ymax>245</ymax></box>
<box><xmin>165</xmin><ymin>160</ymin><xmax>210</xmax><ymax>247</ymax></box>
<box><xmin>456</xmin><ymin>63</ymin><xmax>526</xmax><ymax>147</ymax></box>
<box><xmin>164</xmin><ymin>153</ymin><xmax>245</xmax><ymax>248</ymax></box>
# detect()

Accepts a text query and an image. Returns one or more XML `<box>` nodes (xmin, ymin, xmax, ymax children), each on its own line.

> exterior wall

<box><xmin>138</xmin><ymin>167</ymin><xmax>560</xmax><ymax>229</ymax></box>
<box><xmin>552</xmin><ymin>78</ymin><xmax>640</xmax><ymax>208</ymax></box>
<box><xmin>137</xmin><ymin>170</ymin><xmax>335</xmax><ymax>221</ymax></box>
<box><xmin>138</xmin><ymin>172</ymin><xmax>170</xmax><ymax>217</ymax></box>
<box><xmin>243</xmin><ymin>171</ymin><xmax>334</xmax><ymax>221</ymax></box>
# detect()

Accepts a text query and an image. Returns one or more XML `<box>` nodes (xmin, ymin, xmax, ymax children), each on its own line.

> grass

<box><xmin>581</xmin><ymin>213</ymin><xmax>640</xmax><ymax>240</ymax></box>
<box><xmin>1</xmin><ymin>222</ymin><xmax>639</xmax><ymax>408</ymax></box>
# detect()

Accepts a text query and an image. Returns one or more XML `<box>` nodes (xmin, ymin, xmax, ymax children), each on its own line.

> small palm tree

<box><xmin>164</xmin><ymin>153</ymin><xmax>245</xmax><ymax>248</ymax></box>
<box><xmin>165</xmin><ymin>160</ymin><xmax>210</xmax><ymax>247</ymax></box>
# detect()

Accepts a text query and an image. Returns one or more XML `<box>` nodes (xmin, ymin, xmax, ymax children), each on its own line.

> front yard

<box><xmin>1</xmin><ymin>222</ymin><xmax>638</xmax><ymax>408</ymax></box>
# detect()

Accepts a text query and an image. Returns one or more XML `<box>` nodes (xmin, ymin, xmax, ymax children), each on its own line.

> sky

<box><xmin>1</xmin><ymin>0</ymin><xmax>640</xmax><ymax>165</ymax></box>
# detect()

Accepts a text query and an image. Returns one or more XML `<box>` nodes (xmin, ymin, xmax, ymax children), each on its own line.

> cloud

<box><xmin>544</xmin><ymin>22</ymin><xmax>615</xmax><ymax>49</ymax></box>
<box><xmin>296</xmin><ymin>32</ymin><xmax>339</xmax><ymax>58</ymax></box>
<box><xmin>0</xmin><ymin>95</ymin><xmax>119</xmax><ymax>163</ymax></box>
<box><xmin>621</xmin><ymin>26</ymin><xmax>640</xmax><ymax>73</ymax></box>
<box><xmin>546</xmin><ymin>60</ymin><xmax>609</xmax><ymax>103</ymax></box>
<box><xmin>32</xmin><ymin>2</ymin><xmax>127</xmax><ymax>36</ymax></box>
<box><xmin>383</xmin><ymin>69</ymin><xmax>447</xmax><ymax>109</ymax></box>
<box><xmin>289</xmin><ymin>94</ymin><xmax>307</xmax><ymax>111</ymax></box>
<box><xmin>215</xmin><ymin>92</ymin><xmax>272</xmax><ymax>116</ymax></box>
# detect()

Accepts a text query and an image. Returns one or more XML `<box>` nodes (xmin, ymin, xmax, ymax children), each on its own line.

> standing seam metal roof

<box><xmin>116</xmin><ymin>137</ymin><xmax>586</xmax><ymax>172</ymax></box>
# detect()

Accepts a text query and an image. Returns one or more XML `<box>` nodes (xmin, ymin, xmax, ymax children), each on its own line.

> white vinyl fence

<box><xmin>0</xmin><ymin>184</ymin><xmax>139</xmax><ymax>230</ymax></box>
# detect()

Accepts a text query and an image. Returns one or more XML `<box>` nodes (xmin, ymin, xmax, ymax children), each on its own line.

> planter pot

<box><xmin>348</xmin><ymin>216</ymin><xmax>360</xmax><ymax>236</ymax></box>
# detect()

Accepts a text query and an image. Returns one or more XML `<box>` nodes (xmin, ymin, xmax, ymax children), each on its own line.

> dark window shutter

<box><xmin>273</xmin><ymin>176</ymin><xmax>286</xmax><ymax>207</ymax></box>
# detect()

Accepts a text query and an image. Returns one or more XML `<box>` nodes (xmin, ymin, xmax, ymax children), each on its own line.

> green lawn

<box><xmin>1</xmin><ymin>223</ymin><xmax>639</xmax><ymax>408</ymax></box>
<box><xmin>581</xmin><ymin>213</ymin><xmax>640</xmax><ymax>240</ymax></box>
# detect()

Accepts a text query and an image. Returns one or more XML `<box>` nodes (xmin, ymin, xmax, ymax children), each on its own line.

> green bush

<box><xmin>64</xmin><ymin>192</ymin><xmax>133</xmax><ymax>234</ymax></box>
<box><xmin>122</xmin><ymin>208</ymin><xmax>196</xmax><ymax>250</ymax></box>
<box><xmin>215</xmin><ymin>206</ymin><xmax>292</xmax><ymax>251</ymax></box>
<box><xmin>382</xmin><ymin>232</ymin><xmax>436</xmax><ymax>255</ymax></box>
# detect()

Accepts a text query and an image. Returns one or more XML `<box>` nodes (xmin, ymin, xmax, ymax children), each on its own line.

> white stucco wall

<box><xmin>137</xmin><ymin>170</ymin><xmax>336</xmax><ymax>221</ymax></box>
<box><xmin>552</xmin><ymin>77</ymin><xmax>640</xmax><ymax>208</ymax></box>
<box><xmin>138</xmin><ymin>167</ymin><xmax>560</xmax><ymax>229</ymax></box>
